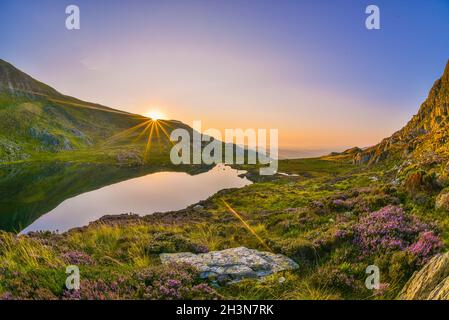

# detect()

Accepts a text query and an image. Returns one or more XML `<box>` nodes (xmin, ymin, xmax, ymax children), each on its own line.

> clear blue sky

<box><xmin>1</xmin><ymin>0</ymin><xmax>448</xmax><ymax>150</ymax></box>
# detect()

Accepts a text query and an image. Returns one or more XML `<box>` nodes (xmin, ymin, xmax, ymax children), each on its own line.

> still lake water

<box><xmin>20</xmin><ymin>164</ymin><xmax>251</xmax><ymax>233</ymax></box>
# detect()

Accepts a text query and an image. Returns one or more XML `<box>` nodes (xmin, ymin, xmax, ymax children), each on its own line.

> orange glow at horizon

<box><xmin>144</xmin><ymin>109</ymin><xmax>167</xmax><ymax>120</ymax></box>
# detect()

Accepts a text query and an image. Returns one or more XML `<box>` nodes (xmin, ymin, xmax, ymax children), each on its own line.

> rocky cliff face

<box><xmin>354</xmin><ymin>60</ymin><xmax>449</xmax><ymax>165</ymax></box>
<box><xmin>399</xmin><ymin>251</ymin><xmax>449</xmax><ymax>300</ymax></box>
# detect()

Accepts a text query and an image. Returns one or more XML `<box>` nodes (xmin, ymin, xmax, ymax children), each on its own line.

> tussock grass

<box><xmin>0</xmin><ymin>232</ymin><xmax>63</xmax><ymax>270</ymax></box>
<box><xmin>220</xmin><ymin>272</ymin><xmax>340</xmax><ymax>300</ymax></box>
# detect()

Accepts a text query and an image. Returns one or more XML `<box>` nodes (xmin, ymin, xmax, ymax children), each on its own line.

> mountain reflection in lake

<box><xmin>0</xmin><ymin>163</ymin><xmax>251</xmax><ymax>234</ymax></box>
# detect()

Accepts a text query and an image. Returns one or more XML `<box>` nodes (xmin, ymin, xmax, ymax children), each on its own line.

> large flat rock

<box><xmin>160</xmin><ymin>246</ymin><xmax>299</xmax><ymax>282</ymax></box>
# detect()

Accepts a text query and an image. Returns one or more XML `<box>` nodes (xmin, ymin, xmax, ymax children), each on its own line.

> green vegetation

<box><xmin>1</xmin><ymin>60</ymin><xmax>449</xmax><ymax>300</ymax></box>
<box><xmin>0</xmin><ymin>59</ymin><xmax>197</xmax><ymax>167</ymax></box>
<box><xmin>1</xmin><ymin>157</ymin><xmax>448</xmax><ymax>300</ymax></box>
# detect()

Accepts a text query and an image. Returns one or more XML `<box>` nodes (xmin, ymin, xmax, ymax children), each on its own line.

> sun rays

<box><xmin>221</xmin><ymin>199</ymin><xmax>272</xmax><ymax>253</ymax></box>
<box><xmin>104</xmin><ymin>117</ymin><xmax>175</xmax><ymax>161</ymax></box>
<box><xmin>14</xmin><ymin>88</ymin><xmax>175</xmax><ymax>162</ymax></box>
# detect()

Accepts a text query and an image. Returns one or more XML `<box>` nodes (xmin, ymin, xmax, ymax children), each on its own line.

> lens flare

<box><xmin>144</xmin><ymin>110</ymin><xmax>166</xmax><ymax>120</ymax></box>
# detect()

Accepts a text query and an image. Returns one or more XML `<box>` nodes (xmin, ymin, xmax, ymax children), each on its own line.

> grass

<box><xmin>1</xmin><ymin>155</ymin><xmax>449</xmax><ymax>300</ymax></box>
<box><xmin>0</xmin><ymin>232</ymin><xmax>63</xmax><ymax>270</ymax></box>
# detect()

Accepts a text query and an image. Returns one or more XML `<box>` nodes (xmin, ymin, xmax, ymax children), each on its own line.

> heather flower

<box><xmin>352</xmin><ymin>205</ymin><xmax>442</xmax><ymax>259</ymax></box>
<box><xmin>313</xmin><ymin>268</ymin><xmax>362</xmax><ymax>291</ymax></box>
<box><xmin>332</xmin><ymin>199</ymin><xmax>351</xmax><ymax>211</ymax></box>
<box><xmin>166</xmin><ymin>279</ymin><xmax>181</xmax><ymax>288</ymax></box>
<box><xmin>137</xmin><ymin>263</ymin><xmax>217</xmax><ymax>300</ymax></box>
<box><xmin>61</xmin><ymin>251</ymin><xmax>95</xmax><ymax>265</ymax></box>
<box><xmin>191</xmin><ymin>283</ymin><xmax>215</xmax><ymax>295</ymax></box>
<box><xmin>334</xmin><ymin>229</ymin><xmax>351</xmax><ymax>240</ymax></box>
<box><xmin>310</xmin><ymin>200</ymin><xmax>326</xmax><ymax>215</ymax></box>
<box><xmin>0</xmin><ymin>292</ymin><xmax>14</xmax><ymax>300</ymax></box>
<box><xmin>62</xmin><ymin>278</ymin><xmax>133</xmax><ymax>300</ymax></box>
<box><xmin>408</xmin><ymin>231</ymin><xmax>443</xmax><ymax>264</ymax></box>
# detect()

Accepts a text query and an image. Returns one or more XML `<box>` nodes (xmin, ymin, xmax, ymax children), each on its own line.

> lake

<box><xmin>0</xmin><ymin>163</ymin><xmax>251</xmax><ymax>234</ymax></box>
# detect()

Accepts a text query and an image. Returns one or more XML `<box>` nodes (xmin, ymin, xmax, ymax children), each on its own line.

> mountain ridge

<box><xmin>0</xmin><ymin>59</ymin><xmax>136</xmax><ymax>116</ymax></box>
<box><xmin>0</xmin><ymin>59</ymin><xmax>181</xmax><ymax>164</ymax></box>
<box><xmin>0</xmin><ymin>59</ymin><xmax>62</xmax><ymax>98</ymax></box>
<box><xmin>350</xmin><ymin>59</ymin><xmax>449</xmax><ymax>166</ymax></box>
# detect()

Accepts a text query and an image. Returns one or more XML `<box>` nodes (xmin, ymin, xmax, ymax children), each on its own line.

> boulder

<box><xmin>193</xmin><ymin>204</ymin><xmax>204</xmax><ymax>211</ymax></box>
<box><xmin>398</xmin><ymin>251</ymin><xmax>449</xmax><ymax>300</ymax></box>
<box><xmin>160</xmin><ymin>246</ymin><xmax>298</xmax><ymax>283</ymax></box>
<box><xmin>435</xmin><ymin>191</ymin><xmax>449</xmax><ymax>211</ymax></box>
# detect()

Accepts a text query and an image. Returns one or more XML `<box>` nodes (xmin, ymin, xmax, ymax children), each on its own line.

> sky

<box><xmin>1</xmin><ymin>0</ymin><xmax>449</xmax><ymax>154</ymax></box>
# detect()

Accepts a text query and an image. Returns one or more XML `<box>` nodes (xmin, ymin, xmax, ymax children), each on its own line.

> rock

<box><xmin>160</xmin><ymin>247</ymin><xmax>299</xmax><ymax>283</ymax></box>
<box><xmin>343</xmin><ymin>211</ymin><xmax>353</xmax><ymax>218</ymax></box>
<box><xmin>70</xmin><ymin>128</ymin><xmax>92</xmax><ymax>145</ymax></box>
<box><xmin>352</xmin><ymin>60</ymin><xmax>449</xmax><ymax>167</ymax></box>
<box><xmin>0</xmin><ymin>139</ymin><xmax>29</xmax><ymax>162</ymax></box>
<box><xmin>29</xmin><ymin>127</ymin><xmax>73</xmax><ymax>151</ymax></box>
<box><xmin>353</xmin><ymin>152</ymin><xmax>372</xmax><ymax>165</ymax></box>
<box><xmin>398</xmin><ymin>251</ymin><xmax>449</xmax><ymax>300</ymax></box>
<box><xmin>343</xmin><ymin>147</ymin><xmax>362</xmax><ymax>155</ymax></box>
<box><xmin>435</xmin><ymin>191</ymin><xmax>449</xmax><ymax>211</ymax></box>
<box><xmin>404</xmin><ymin>170</ymin><xmax>441</xmax><ymax>196</ymax></box>
<box><xmin>193</xmin><ymin>204</ymin><xmax>204</xmax><ymax>211</ymax></box>
<box><xmin>116</xmin><ymin>150</ymin><xmax>143</xmax><ymax>166</ymax></box>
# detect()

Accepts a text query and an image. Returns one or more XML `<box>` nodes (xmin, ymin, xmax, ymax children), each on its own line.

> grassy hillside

<box><xmin>0</xmin><ymin>59</ymin><xmax>191</xmax><ymax>165</ymax></box>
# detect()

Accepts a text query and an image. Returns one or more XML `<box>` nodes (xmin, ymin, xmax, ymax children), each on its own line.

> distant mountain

<box><xmin>0</xmin><ymin>59</ymin><xmax>187</xmax><ymax>164</ymax></box>
<box><xmin>346</xmin><ymin>60</ymin><xmax>449</xmax><ymax>166</ymax></box>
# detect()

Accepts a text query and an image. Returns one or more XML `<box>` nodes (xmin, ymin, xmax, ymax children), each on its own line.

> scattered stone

<box><xmin>193</xmin><ymin>204</ymin><xmax>204</xmax><ymax>211</ymax></box>
<box><xmin>29</xmin><ymin>127</ymin><xmax>73</xmax><ymax>151</ymax></box>
<box><xmin>398</xmin><ymin>251</ymin><xmax>449</xmax><ymax>300</ymax></box>
<box><xmin>116</xmin><ymin>150</ymin><xmax>143</xmax><ymax>166</ymax></box>
<box><xmin>435</xmin><ymin>191</ymin><xmax>449</xmax><ymax>211</ymax></box>
<box><xmin>160</xmin><ymin>247</ymin><xmax>299</xmax><ymax>283</ymax></box>
<box><xmin>343</xmin><ymin>211</ymin><xmax>353</xmax><ymax>218</ymax></box>
<box><xmin>0</xmin><ymin>139</ymin><xmax>29</xmax><ymax>161</ymax></box>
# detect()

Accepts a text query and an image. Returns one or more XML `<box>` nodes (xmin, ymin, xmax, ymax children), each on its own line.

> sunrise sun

<box><xmin>144</xmin><ymin>110</ymin><xmax>167</xmax><ymax>120</ymax></box>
